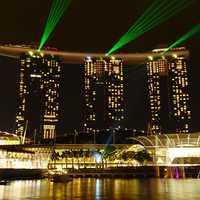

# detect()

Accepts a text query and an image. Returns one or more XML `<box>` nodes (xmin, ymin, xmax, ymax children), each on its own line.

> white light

<box><xmin>93</xmin><ymin>152</ymin><xmax>102</xmax><ymax>163</ymax></box>
<box><xmin>167</xmin><ymin>147</ymin><xmax>200</xmax><ymax>163</ymax></box>
<box><xmin>30</xmin><ymin>74</ymin><xmax>42</xmax><ymax>78</ymax></box>
<box><xmin>86</xmin><ymin>56</ymin><xmax>92</xmax><ymax>61</ymax></box>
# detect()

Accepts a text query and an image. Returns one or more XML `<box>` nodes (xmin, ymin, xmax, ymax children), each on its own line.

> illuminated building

<box><xmin>147</xmin><ymin>48</ymin><xmax>191</xmax><ymax>134</ymax></box>
<box><xmin>83</xmin><ymin>57</ymin><xmax>124</xmax><ymax>132</ymax></box>
<box><xmin>0</xmin><ymin>131</ymin><xmax>20</xmax><ymax>145</ymax></box>
<box><xmin>15</xmin><ymin>52</ymin><xmax>61</xmax><ymax>142</ymax></box>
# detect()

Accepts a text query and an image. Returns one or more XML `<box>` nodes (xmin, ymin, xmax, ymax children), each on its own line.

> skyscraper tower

<box><xmin>83</xmin><ymin>57</ymin><xmax>124</xmax><ymax>132</ymax></box>
<box><xmin>15</xmin><ymin>52</ymin><xmax>61</xmax><ymax>143</ymax></box>
<box><xmin>147</xmin><ymin>48</ymin><xmax>191</xmax><ymax>134</ymax></box>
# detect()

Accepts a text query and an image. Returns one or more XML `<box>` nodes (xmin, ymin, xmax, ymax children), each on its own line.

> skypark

<box><xmin>0</xmin><ymin>44</ymin><xmax>189</xmax><ymax>65</ymax></box>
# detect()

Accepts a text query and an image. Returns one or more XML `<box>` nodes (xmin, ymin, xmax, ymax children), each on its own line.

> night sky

<box><xmin>0</xmin><ymin>0</ymin><xmax>199</xmax><ymax>133</ymax></box>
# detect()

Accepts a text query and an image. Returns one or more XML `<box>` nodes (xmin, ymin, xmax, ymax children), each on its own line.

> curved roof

<box><xmin>130</xmin><ymin>133</ymin><xmax>200</xmax><ymax>148</ymax></box>
<box><xmin>0</xmin><ymin>45</ymin><xmax>190</xmax><ymax>65</ymax></box>
<box><xmin>0</xmin><ymin>131</ymin><xmax>20</xmax><ymax>142</ymax></box>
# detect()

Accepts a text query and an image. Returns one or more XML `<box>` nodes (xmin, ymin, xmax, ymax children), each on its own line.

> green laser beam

<box><xmin>121</xmin><ymin>0</ymin><xmax>188</xmax><ymax>45</ymax></box>
<box><xmin>47</xmin><ymin>1</ymin><xmax>62</xmax><ymax>32</ymax></box>
<box><xmin>116</xmin><ymin>0</ymin><xmax>181</xmax><ymax>51</ymax></box>
<box><xmin>40</xmin><ymin>1</ymin><xmax>62</xmax><ymax>41</ymax></box>
<box><xmin>118</xmin><ymin>0</ymin><xmax>168</xmax><ymax>46</ymax></box>
<box><xmin>39</xmin><ymin>0</ymin><xmax>69</xmax><ymax>50</ymax></box>
<box><xmin>108</xmin><ymin>0</ymin><xmax>191</xmax><ymax>55</ymax></box>
<box><xmin>164</xmin><ymin>23</ymin><xmax>200</xmax><ymax>53</ymax></box>
<box><xmin>120</xmin><ymin>0</ymin><xmax>164</xmax><ymax>40</ymax></box>
<box><xmin>47</xmin><ymin>0</ymin><xmax>59</xmax><ymax>27</ymax></box>
<box><xmin>42</xmin><ymin>1</ymin><xmax>62</xmax><ymax>45</ymax></box>
<box><xmin>38</xmin><ymin>0</ymin><xmax>71</xmax><ymax>50</ymax></box>
<box><xmin>107</xmin><ymin>0</ymin><xmax>193</xmax><ymax>55</ymax></box>
<box><xmin>107</xmin><ymin>0</ymin><xmax>171</xmax><ymax>54</ymax></box>
<box><xmin>46</xmin><ymin>1</ymin><xmax>65</xmax><ymax>36</ymax></box>
<box><xmin>108</xmin><ymin>0</ymin><xmax>165</xmax><ymax>54</ymax></box>
<box><xmin>124</xmin><ymin>0</ymin><xmax>191</xmax><ymax>44</ymax></box>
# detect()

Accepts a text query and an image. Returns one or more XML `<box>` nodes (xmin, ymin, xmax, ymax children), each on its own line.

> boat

<box><xmin>50</xmin><ymin>174</ymin><xmax>73</xmax><ymax>183</ymax></box>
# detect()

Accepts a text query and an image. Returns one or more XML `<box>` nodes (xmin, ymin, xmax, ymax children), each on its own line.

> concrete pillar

<box><xmin>168</xmin><ymin>167</ymin><xmax>173</xmax><ymax>178</ymax></box>
<box><xmin>181</xmin><ymin>166</ymin><xmax>186</xmax><ymax>178</ymax></box>
<box><xmin>155</xmin><ymin>166</ymin><xmax>160</xmax><ymax>178</ymax></box>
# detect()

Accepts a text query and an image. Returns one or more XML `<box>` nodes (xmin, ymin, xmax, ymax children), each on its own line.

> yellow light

<box><xmin>172</xmin><ymin>54</ymin><xmax>178</xmax><ymax>59</ymax></box>
<box><xmin>148</xmin><ymin>56</ymin><xmax>153</xmax><ymax>61</ymax></box>
<box><xmin>28</xmin><ymin>51</ymin><xmax>34</xmax><ymax>56</ymax></box>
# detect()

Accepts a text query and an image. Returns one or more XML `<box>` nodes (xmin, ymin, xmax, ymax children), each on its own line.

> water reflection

<box><xmin>95</xmin><ymin>179</ymin><xmax>101</xmax><ymax>199</ymax></box>
<box><xmin>0</xmin><ymin>178</ymin><xmax>200</xmax><ymax>200</ymax></box>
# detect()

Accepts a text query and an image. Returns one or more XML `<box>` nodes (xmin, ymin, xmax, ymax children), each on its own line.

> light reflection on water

<box><xmin>0</xmin><ymin>178</ymin><xmax>200</xmax><ymax>200</ymax></box>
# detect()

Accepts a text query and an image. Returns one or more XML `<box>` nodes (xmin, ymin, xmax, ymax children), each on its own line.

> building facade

<box><xmin>83</xmin><ymin>57</ymin><xmax>124</xmax><ymax>132</ymax></box>
<box><xmin>15</xmin><ymin>52</ymin><xmax>61</xmax><ymax>143</ymax></box>
<box><xmin>147</xmin><ymin>48</ymin><xmax>191</xmax><ymax>134</ymax></box>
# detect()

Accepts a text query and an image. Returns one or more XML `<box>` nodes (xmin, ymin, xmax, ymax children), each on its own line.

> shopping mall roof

<box><xmin>130</xmin><ymin>133</ymin><xmax>200</xmax><ymax>148</ymax></box>
<box><xmin>0</xmin><ymin>131</ymin><xmax>20</xmax><ymax>145</ymax></box>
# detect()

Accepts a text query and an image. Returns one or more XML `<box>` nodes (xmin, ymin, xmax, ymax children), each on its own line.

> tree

<box><xmin>133</xmin><ymin>150</ymin><xmax>152</xmax><ymax>165</ymax></box>
<box><xmin>61</xmin><ymin>151</ymin><xmax>70</xmax><ymax>169</ymax></box>
<box><xmin>121</xmin><ymin>152</ymin><xmax>127</xmax><ymax>161</ymax></box>
<box><xmin>102</xmin><ymin>145</ymin><xmax>116</xmax><ymax>159</ymax></box>
<box><xmin>51</xmin><ymin>151</ymin><xmax>60</xmax><ymax>169</ymax></box>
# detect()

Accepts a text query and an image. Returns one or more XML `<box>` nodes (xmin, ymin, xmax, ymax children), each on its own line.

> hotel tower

<box><xmin>83</xmin><ymin>57</ymin><xmax>124</xmax><ymax>132</ymax></box>
<box><xmin>15</xmin><ymin>52</ymin><xmax>61</xmax><ymax>143</ymax></box>
<box><xmin>147</xmin><ymin>48</ymin><xmax>191</xmax><ymax>134</ymax></box>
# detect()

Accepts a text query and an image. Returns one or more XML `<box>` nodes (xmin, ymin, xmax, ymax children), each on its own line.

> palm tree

<box><xmin>69</xmin><ymin>150</ymin><xmax>74</xmax><ymax>170</ymax></box>
<box><xmin>102</xmin><ymin>145</ymin><xmax>116</xmax><ymax>168</ymax></box>
<box><xmin>61</xmin><ymin>151</ymin><xmax>70</xmax><ymax>169</ymax></box>
<box><xmin>102</xmin><ymin>145</ymin><xmax>116</xmax><ymax>159</ymax></box>
<box><xmin>51</xmin><ymin>151</ymin><xmax>60</xmax><ymax>169</ymax></box>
